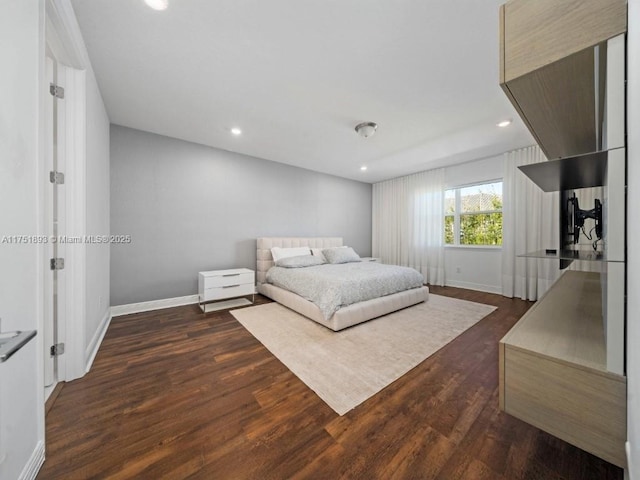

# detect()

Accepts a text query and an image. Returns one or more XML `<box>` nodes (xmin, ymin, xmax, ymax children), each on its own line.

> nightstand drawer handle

<box><xmin>223</xmin><ymin>284</ymin><xmax>241</xmax><ymax>288</ymax></box>
<box><xmin>222</xmin><ymin>273</ymin><xmax>240</xmax><ymax>277</ymax></box>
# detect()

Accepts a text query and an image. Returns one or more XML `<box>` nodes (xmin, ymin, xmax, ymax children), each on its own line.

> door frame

<box><xmin>44</xmin><ymin>0</ymin><xmax>89</xmax><ymax>385</ymax></box>
<box><xmin>43</xmin><ymin>52</ymin><xmax>58</xmax><ymax>389</ymax></box>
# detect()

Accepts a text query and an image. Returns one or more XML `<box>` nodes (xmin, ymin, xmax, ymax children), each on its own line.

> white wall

<box><xmin>444</xmin><ymin>247</ymin><xmax>502</xmax><ymax>294</ymax></box>
<box><xmin>84</xmin><ymin>66</ymin><xmax>110</xmax><ymax>365</ymax></box>
<box><xmin>626</xmin><ymin>0</ymin><xmax>639</xmax><ymax>475</ymax></box>
<box><xmin>444</xmin><ymin>155</ymin><xmax>504</xmax><ymax>293</ymax></box>
<box><xmin>444</xmin><ymin>155</ymin><xmax>504</xmax><ymax>189</ymax></box>
<box><xmin>0</xmin><ymin>0</ymin><xmax>46</xmax><ymax>478</ymax></box>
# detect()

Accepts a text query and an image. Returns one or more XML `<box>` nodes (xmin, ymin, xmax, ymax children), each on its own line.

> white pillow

<box><xmin>311</xmin><ymin>246</ymin><xmax>346</xmax><ymax>263</ymax></box>
<box><xmin>310</xmin><ymin>248</ymin><xmax>327</xmax><ymax>262</ymax></box>
<box><xmin>323</xmin><ymin>246</ymin><xmax>361</xmax><ymax>264</ymax></box>
<box><xmin>275</xmin><ymin>254</ymin><xmax>325</xmax><ymax>268</ymax></box>
<box><xmin>271</xmin><ymin>246</ymin><xmax>311</xmax><ymax>262</ymax></box>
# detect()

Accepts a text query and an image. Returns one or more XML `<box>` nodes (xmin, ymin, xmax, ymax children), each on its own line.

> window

<box><xmin>444</xmin><ymin>181</ymin><xmax>503</xmax><ymax>246</ymax></box>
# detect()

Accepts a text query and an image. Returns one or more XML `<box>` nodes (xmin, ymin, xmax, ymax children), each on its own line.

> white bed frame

<box><xmin>256</xmin><ymin>237</ymin><xmax>429</xmax><ymax>331</ymax></box>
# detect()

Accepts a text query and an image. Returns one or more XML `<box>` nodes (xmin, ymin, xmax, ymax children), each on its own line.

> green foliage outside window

<box><xmin>460</xmin><ymin>213</ymin><xmax>503</xmax><ymax>245</ymax></box>
<box><xmin>445</xmin><ymin>182</ymin><xmax>503</xmax><ymax>246</ymax></box>
<box><xmin>445</xmin><ymin>215</ymin><xmax>455</xmax><ymax>244</ymax></box>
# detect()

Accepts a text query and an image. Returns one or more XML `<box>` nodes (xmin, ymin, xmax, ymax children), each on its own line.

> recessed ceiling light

<box><xmin>231</xmin><ymin>127</ymin><xmax>242</xmax><ymax>136</ymax></box>
<box><xmin>497</xmin><ymin>119</ymin><xmax>512</xmax><ymax>128</ymax></box>
<box><xmin>144</xmin><ymin>0</ymin><xmax>168</xmax><ymax>10</ymax></box>
<box><xmin>360</xmin><ymin>166</ymin><xmax>368</xmax><ymax>171</ymax></box>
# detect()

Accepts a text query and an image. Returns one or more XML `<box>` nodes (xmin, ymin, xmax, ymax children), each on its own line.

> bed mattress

<box><xmin>266</xmin><ymin>261</ymin><xmax>425</xmax><ymax>320</ymax></box>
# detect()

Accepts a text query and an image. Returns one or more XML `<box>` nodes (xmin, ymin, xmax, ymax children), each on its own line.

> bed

<box><xmin>256</xmin><ymin>237</ymin><xmax>429</xmax><ymax>331</ymax></box>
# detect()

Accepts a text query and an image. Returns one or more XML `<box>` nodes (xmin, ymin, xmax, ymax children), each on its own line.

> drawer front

<box><xmin>204</xmin><ymin>272</ymin><xmax>254</xmax><ymax>288</ymax></box>
<box><xmin>503</xmin><ymin>346</ymin><xmax>626</xmax><ymax>467</ymax></box>
<box><xmin>202</xmin><ymin>283</ymin><xmax>254</xmax><ymax>302</ymax></box>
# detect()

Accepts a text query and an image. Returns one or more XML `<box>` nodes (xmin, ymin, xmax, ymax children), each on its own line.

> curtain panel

<box><xmin>501</xmin><ymin>145</ymin><xmax>560</xmax><ymax>300</ymax></box>
<box><xmin>372</xmin><ymin>168</ymin><xmax>445</xmax><ymax>286</ymax></box>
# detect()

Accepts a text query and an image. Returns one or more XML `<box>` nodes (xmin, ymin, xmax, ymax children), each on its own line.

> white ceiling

<box><xmin>70</xmin><ymin>0</ymin><xmax>533</xmax><ymax>183</ymax></box>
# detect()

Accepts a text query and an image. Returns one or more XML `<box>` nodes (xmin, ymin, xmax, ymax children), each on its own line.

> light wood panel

<box><xmin>502</xmin><ymin>271</ymin><xmax>606</xmax><ymax>370</ymax></box>
<box><xmin>500</xmin><ymin>271</ymin><xmax>627</xmax><ymax>468</ymax></box>
<box><xmin>503</xmin><ymin>46</ymin><xmax>600</xmax><ymax>160</ymax></box>
<box><xmin>502</xmin><ymin>0</ymin><xmax>627</xmax><ymax>82</ymax></box>
<box><xmin>504</xmin><ymin>347</ymin><xmax>626</xmax><ymax>467</ymax></box>
<box><xmin>499</xmin><ymin>0</ymin><xmax>626</xmax><ymax>160</ymax></box>
<box><xmin>498</xmin><ymin>341</ymin><xmax>505</xmax><ymax>411</ymax></box>
<box><xmin>499</xmin><ymin>5</ymin><xmax>505</xmax><ymax>84</ymax></box>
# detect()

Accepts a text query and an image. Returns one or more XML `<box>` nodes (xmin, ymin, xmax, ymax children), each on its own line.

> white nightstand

<box><xmin>198</xmin><ymin>268</ymin><xmax>255</xmax><ymax>313</ymax></box>
<box><xmin>360</xmin><ymin>257</ymin><xmax>380</xmax><ymax>263</ymax></box>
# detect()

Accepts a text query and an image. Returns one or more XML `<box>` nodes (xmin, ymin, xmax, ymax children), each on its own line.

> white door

<box><xmin>44</xmin><ymin>53</ymin><xmax>67</xmax><ymax>391</ymax></box>
<box><xmin>44</xmin><ymin>54</ymin><xmax>56</xmax><ymax>388</ymax></box>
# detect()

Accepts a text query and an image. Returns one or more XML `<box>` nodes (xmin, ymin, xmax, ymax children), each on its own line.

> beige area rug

<box><xmin>230</xmin><ymin>294</ymin><xmax>497</xmax><ymax>415</ymax></box>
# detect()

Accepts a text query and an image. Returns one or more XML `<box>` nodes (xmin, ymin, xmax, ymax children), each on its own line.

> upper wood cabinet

<box><xmin>500</xmin><ymin>0</ymin><xmax>627</xmax><ymax>83</ymax></box>
<box><xmin>500</xmin><ymin>0</ymin><xmax>627</xmax><ymax>160</ymax></box>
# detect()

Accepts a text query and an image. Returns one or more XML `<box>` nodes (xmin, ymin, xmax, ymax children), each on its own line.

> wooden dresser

<box><xmin>498</xmin><ymin>0</ymin><xmax>628</xmax><ymax>468</ymax></box>
<box><xmin>499</xmin><ymin>271</ymin><xmax>626</xmax><ymax>467</ymax></box>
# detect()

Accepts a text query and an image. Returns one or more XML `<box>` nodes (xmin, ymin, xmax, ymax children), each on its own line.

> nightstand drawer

<box><xmin>198</xmin><ymin>268</ymin><xmax>255</xmax><ymax>312</ymax></box>
<box><xmin>203</xmin><ymin>272</ymin><xmax>254</xmax><ymax>288</ymax></box>
<box><xmin>202</xmin><ymin>283</ymin><xmax>255</xmax><ymax>302</ymax></box>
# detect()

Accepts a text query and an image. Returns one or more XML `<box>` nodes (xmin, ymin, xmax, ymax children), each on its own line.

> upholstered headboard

<box><xmin>256</xmin><ymin>237</ymin><xmax>343</xmax><ymax>286</ymax></box>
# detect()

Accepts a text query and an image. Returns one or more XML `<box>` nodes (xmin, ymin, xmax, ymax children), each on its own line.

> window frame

<box><xmin>444</xmin><ymin>179</ymin><xmax>503</xmax><ymax>248</ymax></box>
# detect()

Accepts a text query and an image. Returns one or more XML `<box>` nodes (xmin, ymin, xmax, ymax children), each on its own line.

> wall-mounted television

<box><xmin>560</xmin><ymin>190</ymin><xmax>603</xmax><ymax>269</ymax></box>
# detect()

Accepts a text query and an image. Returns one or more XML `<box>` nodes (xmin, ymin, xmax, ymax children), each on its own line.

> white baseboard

<box><xmin>44</xmin><ymin>382</ymin><xmax>58</xmax><ymax>403</ymax></box>
<box><xmin>444</xmin><ymin>280</ymin><xmax>502</xmax><ymax>295</ymax></box>
<box><xmin>111</xmin><ymin>294</ymin><xmax>200</xmax><ymax>317</ymax></box>
<box><xmin>85</xmin><ymin>309</ymin><xmax>112</xmax><ymax>372</ymax></box>
<box><xmin>19</xmin><ymin>440</ymin><xmax>44</xmax><ymax>480</ymax></box>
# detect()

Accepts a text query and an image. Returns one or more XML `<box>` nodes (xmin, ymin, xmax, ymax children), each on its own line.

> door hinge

<box><xmin>50</xmin><ymin>343</ymin><xmax>65</xmax><ymax>356</ymax></box>
<box><xmin>50</xmin><ymin>171</ymin><xmax>65</xmax><ymax>185</ymax></box>
<box><xmin>49</xmin><ymin>83</ymin><xmax>65</xmax><ymax>99</ymax></box>
<box><xmin>50</xmin><ymin>258</ymin><xmax>65</xmax><ymax>270</ymax></box>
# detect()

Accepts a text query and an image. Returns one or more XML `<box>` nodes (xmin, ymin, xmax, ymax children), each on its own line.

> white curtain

<box><xmin>372</xmin><ymin>168</ymin><xmax>445</xmax><ymax>285</ymax></box>
<box><xmin>501</xmin><ymin>146</ymin><xmax>560</xmax><ymax>300</ymax></box>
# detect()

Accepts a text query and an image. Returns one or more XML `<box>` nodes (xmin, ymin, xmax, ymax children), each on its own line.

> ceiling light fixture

<box><xmin>231</xmin><ymin>127</ymin><xmax>242</xmax><ymax>136</ymax></box>
<box><xmin>355</xmin><ymin>121</ymin><xmax>378</xmax><ymax>138</ymax></box>
<box><xmin>360</xmin><ymin>166</ymin><xmax>368</xmax><ymax>171</ymax></box>
<box><xmin>144</xmin><ymin>0</ymin><xmax>168</xmax><ymax>10</ymax></box>
<box><xmin>497</xmin><ymin>119</ymin><xmax>512</xmax><ymax>128</ymax></box>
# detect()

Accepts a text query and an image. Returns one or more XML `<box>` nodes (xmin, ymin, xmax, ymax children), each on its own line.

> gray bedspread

<box><xmin>265</xmin><ymin>262</ymin><xmax>425</xmax><ymax>320</ymax></box>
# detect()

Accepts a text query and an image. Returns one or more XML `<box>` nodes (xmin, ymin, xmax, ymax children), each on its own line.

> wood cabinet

<box><xmin>500</xmin><ymin>0</ymin><xmax>627</xmax><ymax>83</ymax></box>
<box><xmin>499</xmin><ymin>0</ymin><xmax>627</xmax><ymax>160</ymax></box>
<box><xmin>498</xmin><ymin>0</ymin><xmax>628</xmax><ymax>468</ymax></box>
<box><xmin>499</xmin><ymin>271</ymin><xmax>626</xmax><ymax>467</ymax></box>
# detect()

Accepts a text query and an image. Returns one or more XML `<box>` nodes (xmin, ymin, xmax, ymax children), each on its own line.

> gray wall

<box><xmin>110</xmin><ymin>125</ymin><xmax>372</xmax><ymax>305</ymax></box>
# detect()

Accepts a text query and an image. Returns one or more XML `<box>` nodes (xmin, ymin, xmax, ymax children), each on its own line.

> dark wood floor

<box><xmin>38</xmin><ymin>287</ymin><xmax>623</xmax><ymax>479</ymax></box>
